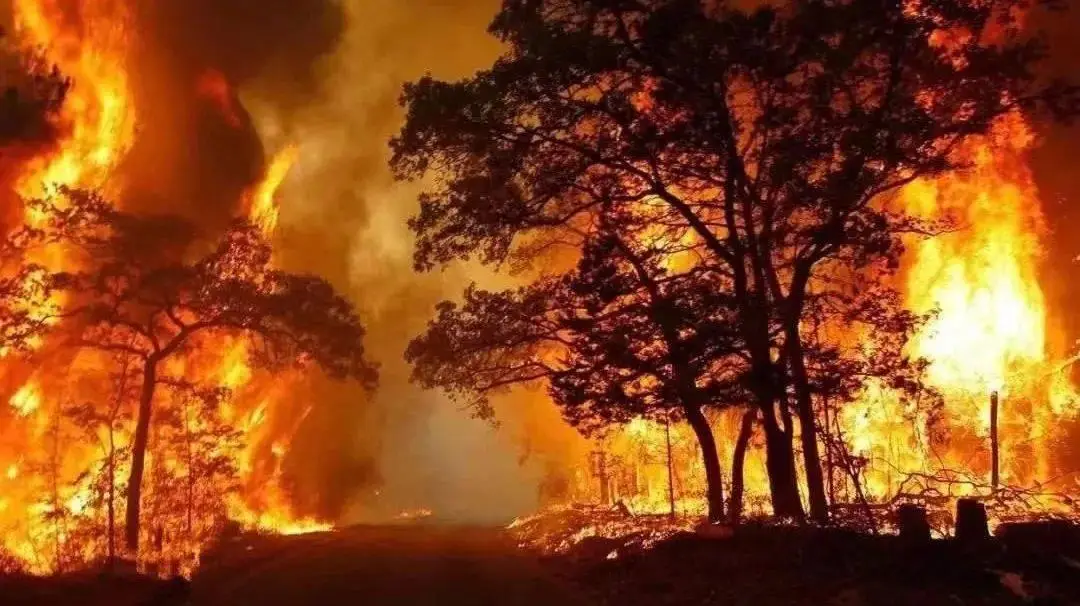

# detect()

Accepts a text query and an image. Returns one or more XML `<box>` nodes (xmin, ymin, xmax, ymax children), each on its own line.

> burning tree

<box><xmin>0</xmin><ymin>43</ymin><xmax>69</xmax><ymax>149</ymax></box>
<box><xmin>394</xmin><ymin>0</ymin><xmax>1078</xmax><ymax>522</ymax></box>
<box><xmin>19</xmin><ymin>190</ymin><xmax>377</xmax><ymax>553</ymax></box>
<box><xmin>65</xmin><ymin>356</ymin><xmax>137</xmax><ymax>571</ymax></box>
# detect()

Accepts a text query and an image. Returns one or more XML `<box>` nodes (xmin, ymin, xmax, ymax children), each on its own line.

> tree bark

<box><xmin>125</xmin><ymin>356</ymin><xmax>158</xmax><ymax>552</ymax></box>
<box><xmin>759</xmin><ymin>403</ymin><xmax>804</xmax><ymax>520</ymax></box>
<box><xmin>990</xmin><ymin>390</ymin><xmax>1000</xmax><ymax>491</ymax></box>
<box><xmin>107</xmin><ymin>429</ymin><xmax>116</xmax><ymax>570</ymax></box>
<box><xmin>664</xmin><ymin>415</ymin><xmax>676</xmax><ymax>521</ymax></box>
<box><xmin>684</xmin><ymin>405</ymin><xmax>725</xmax><ymax>523</ymax></box>
<box><xmin>729</xmin><ymin>408</ymin><xmax>757</xmax><ymax>524</ymax></box>
<box><xmin>782</xmin><ymin>317</ymin><xmax>829</xmax><ymax>523</ymax></box>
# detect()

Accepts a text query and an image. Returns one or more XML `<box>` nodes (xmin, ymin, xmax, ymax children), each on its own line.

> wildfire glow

<box><xmin>905</xmin><ymin>116</ymin><xmax>1047</xmax><ymax>400</ymax></box>
<box><xmin>197</xmin><ymin>69</ymin><xmax>244</xmax><ymax>129</ymax></box>
<box><xmin>557</xmin><ymin>115</ymin><xmax>1079</xmax><ymax>529</ymax></box>
<box><xmin>0</xmin><ymin>0</ymin><xmax>1076</xmax><ymax>579</ymax></box>
<box><xmin>9</xmin><ymin>382</ymin><xmax>41</xmax><ymax>417</ymax></box>
<box><xmin>839</xmin><ymin>112</ymin><xmax>1078</xmax><ymax>503</ymax></box>
<box><xmin>0</xmin><ymin>0</ymin><xmax>330</xmax><ymax>576</ymax></box>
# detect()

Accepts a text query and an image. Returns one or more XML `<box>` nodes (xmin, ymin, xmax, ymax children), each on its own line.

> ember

<box><xmin>509</xmin><ymin>505</ymin><xmax>695</xmax><ymax>557</ymax></box>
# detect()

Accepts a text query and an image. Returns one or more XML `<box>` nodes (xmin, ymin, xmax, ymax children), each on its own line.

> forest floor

<box><xmin>1</xmin><ymin>524</ymin><xmax>590</xmax><ymax>605</ymax></box>
<box><xmin>540</xmin><ymin>518</ymin><xmax>1080</xmax><ymax>606</ymax></box>
<box><xmin>3</xmin><ymin>517</ymin><xmax>1080</xmax><ymax>605</ymax></box>
<box><xmin>0</xmin><ymin>571</ymin><xmax>189</xmax><ymax>605</ymax></box>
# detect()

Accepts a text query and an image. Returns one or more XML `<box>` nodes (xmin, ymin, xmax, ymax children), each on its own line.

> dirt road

<box><xmin>191</xmin><ymin>525</ymin><xmax>591</xmax><ymax>606</ymax></box>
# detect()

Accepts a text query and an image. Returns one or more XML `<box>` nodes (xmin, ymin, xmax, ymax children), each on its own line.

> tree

<box><xmin>0</xmin><ymin>46</ymin><xmax>69</xmax><ymax>146</ymax></box>
<box><xmin>409</xmin><ymin>205</ymin><xmax>747</xmax><ymax>522</ymax></box>
<box><xmin>26</xmin><ymin>190</ymin><xmax>377</xmax><ymax>552</ymax></box>
<box><xmin>67</xmin><ymin>353</ymin><xmax>137</xmax><ymax>571</ymax></box>
<box><xmin>394</xmin><ymin>0</ymin><xmax>1077</xmax><ymax>521</ymax></box>
<box><xmin>142</xmin><ymin>380</ymin><xmax>240</xmax><ymax>571</ymax></box>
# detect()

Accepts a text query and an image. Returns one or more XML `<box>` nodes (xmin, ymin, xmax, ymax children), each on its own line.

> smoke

<box><xmin>115</xmin><ymin>0</ymin><xmax>344</xmax><ymax>225</ymax></box>
<box><xmin>1031</xmin><ymin>5</ymin><xmax>1080</xmax><ymax>362</ymax></box>
<box><xmin>112</xmin><ymin>0</ymin><xmax>582</xmax><ymax>523</ymax></box>
<box><xmin>256</xmin><ymin>0</ymin><xmax>576</xmax><ymax>524</ymax></box>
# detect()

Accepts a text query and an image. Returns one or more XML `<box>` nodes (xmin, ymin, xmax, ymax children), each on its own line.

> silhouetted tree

<box><xmin>26</xmin><ymin>190</ymin><xmax>377</xmax><ymax>552</ymax></box>
<box><xmin>0</xmin><ymin>45</ymin><xmax>70</xmax><ymax>355</ymax></box>
<box><xmin>0</xmin><ymin>47</ymin><xmax>69</xmax><ymax>146</ymax></box>
<box><xmin>394</xmin><ymin>0</ymin><xmax>1078</xmax><ymax>521</ymax></box>
<box><xmin>410</xmin><ymin>203</ymin><xmax>748</xmax><ymax>522</ymax></box>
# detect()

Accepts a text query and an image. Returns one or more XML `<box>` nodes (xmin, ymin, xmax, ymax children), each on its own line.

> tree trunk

<box><xmin>684</xmin><ymin>405</ymin><xmax>725</xmax><ymax>523</ymax></box>
<box><xmin>759</xmin><ymin>404</ymin><xmax>804</xmax><ymax>520</ymax></box>
<box><xmin>185</xmin><ymin>403</ymin><xmax>194</xmax><ymax>538</ymax></box>
<box><xmin>107</xmin><ymin>430</ymin><xmax>116</xmax><ymax>571</ymax></box>
<box><xmin>783</xmin><ymin>318</ymin><xmax>829</xmax><ymax>523</ymax></box>
<box><xmin>126</xmin><ymin>357</ymin><xmax>158</xmax><ymax>552</ymax></box>
<box><xmin>729</xmin><ymin>408</ymin><xmax>757</xmax><ymax>524</ymax></box>
<box><xmin>664</xmin><ymin>415</ymin><xmax>676</xmax><ymax>521</ymax></box>
<box><xmin>990</xmin><ymin>390</ymin><xmax>1000</xmax><ymax>491</ymax></box>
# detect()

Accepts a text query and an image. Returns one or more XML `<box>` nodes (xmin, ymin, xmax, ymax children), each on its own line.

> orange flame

<box><xmin>246</xmin><ymin>145</ymin><xmax>300</xmax><ymax>236</ymax></box>
<box><xmin>0</xmin><ymin>1</ymin><xmax>329</xmax><ymax>576</ymax></box>
<box><xmin>12</xmin><ymin>0</ymin><xmax>136</xmax><ymax>202</ymax></box>
<box><xmin>841</xmin><ymin>112</ymin><xmax>1078</xmax><ymax>503</ymax></box>
<box><xmin>557</xmin><ymin>116</ymin><xmax>1079</xmax><ymax>528</ymax></box>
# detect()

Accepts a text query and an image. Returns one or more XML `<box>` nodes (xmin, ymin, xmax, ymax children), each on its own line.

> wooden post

<box><xmin>955</xmin><ymin>498</ymin><xmax>990</xmax><ymax>542</ymax></box>
<box><xmin>990</xmin><ymin>390</ymin><xmax>1000</xmax><ymax>491</ymax></box>
<box><xmin>600</xmin><ymin>465</ymin><xmax>609</xmax><ymax>505</ymax></box>
<box><xmin>896</xmin><ymin>504</ymin><xmax>931</xmax><ymax>544</ymax></box>
<box><xmin>594</xmin><ymin>451</ymin><xmax>610</xmax><ymax>505</ymax></box>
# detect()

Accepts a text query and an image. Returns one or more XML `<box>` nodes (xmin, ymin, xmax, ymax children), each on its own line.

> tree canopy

<box><xmin>18</xmin><ymin>189</ymin><xmax>377</xmax><ymax>550</ymax></box>
<box><xmin>396</xmin><ymin>0</ymin><xmax>1077</xmax><ymax>522</ymax></box>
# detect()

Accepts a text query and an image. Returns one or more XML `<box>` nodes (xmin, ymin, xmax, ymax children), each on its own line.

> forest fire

<box><xmin>391</xmin><ymin>0</ymin><xmax>1080</xmax><ymax>554</ymax></box>
<box><xmin>548</xmin><ymin>112</ymin><xmax>1080</xmax><ymax>532</ymax></box>
<box><xmin>568</xmin><ymin>123</ymin><xmax>1079</xmax><ymax>546</ymax></box>
<box><xmin>2</xmin><ymin>2</ymin><xmax>1080</xmax><ymax>604</ymax></box>
<box><xmin>12</xmin><ymin>0</ymin><xmax>135</xmax><ymax>202</ymax></box>
<box><xmin>843</xmin><ymin>113</ymin><xmax>1079</xmax><ymax>507</ymax></box>
<box><xmin>0</xmin><ymin>0</ymin><xmax>352</xmax><ymax>576</ymax></box>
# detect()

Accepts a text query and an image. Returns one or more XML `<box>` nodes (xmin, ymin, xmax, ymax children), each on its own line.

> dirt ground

<box><xmin>4</xmin><ymin>522</ymin><xmax>1079</xmax><ymax>605</ymax></box>
<box><xmin>191</xmin><ymin>524</ymin><xmax>592</xmax><ymax>606</ymax></box>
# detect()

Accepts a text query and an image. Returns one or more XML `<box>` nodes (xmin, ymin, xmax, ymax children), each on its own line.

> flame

<box><xmin>246</xmin><ymin>145</ymin><xmax>299</xmax><ymax>236</ymax></box>
<box><xmin>547</xmin><ymin>115</ymin><xmax>1078</xmax><ymax>530</ymax></box>
<box><xmin>9</xmin><ymin>382</ymin><xmax>41</xmax><ymax>417</ymax></box>
<box><xmin>0</xmin><ymin>2</ymin><xmax>328</xmax><ymax>576</ymax></box>
<box><xmin>839</xmin><ymin>112</ymin><xmax>1078</xmax><ymax>504</ymax></box>
<box><xmin>904</xmin><ymin>116</ymin><xmax>1046</xmax><ymax>400</ymax></box>
<box><xmin>12</xmin><ymin>0</ymin><xmax>136</xmax><ymax>202</ymax></box>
